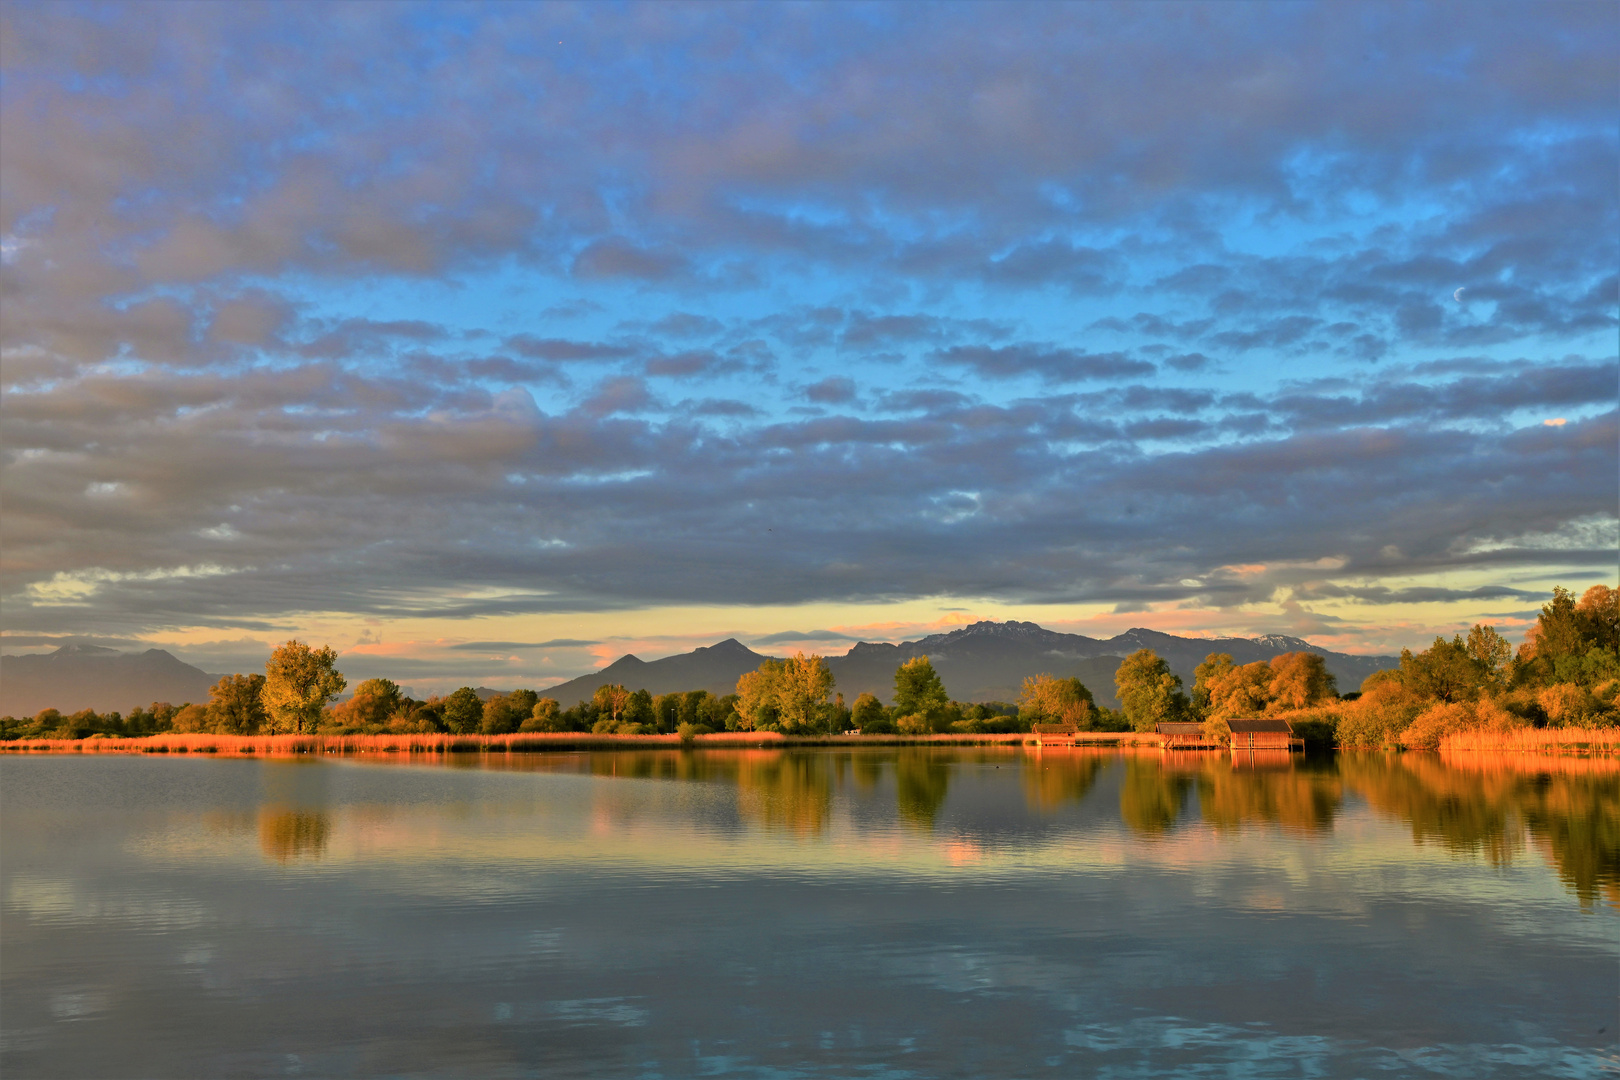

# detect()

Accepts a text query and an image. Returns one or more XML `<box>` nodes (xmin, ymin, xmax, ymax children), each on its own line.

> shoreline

<box><xmin>1</xmin><ymin>728</ymin><xmax>1614</xmax><ymax>755</ymax></box>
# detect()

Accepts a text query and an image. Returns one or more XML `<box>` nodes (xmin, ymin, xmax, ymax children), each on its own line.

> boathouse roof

<box><xmin>1226</xmin><ymin>718</ymin><xmax>1294</xmax><ymax>734</ymax></box>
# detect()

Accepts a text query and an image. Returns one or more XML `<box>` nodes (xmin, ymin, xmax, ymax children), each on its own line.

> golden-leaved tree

<box><xmin>263</xmin><ymin>640</ymin><xmax>346</xmax><ymax>734</ymax></box>
<box><xmin>1017</xmin><ymin>674</ymin><xmax>1095</xmax><ymax>726</ymax></box>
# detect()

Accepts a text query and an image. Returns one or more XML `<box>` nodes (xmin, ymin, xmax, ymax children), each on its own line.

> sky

<box><xmin>2</xmin><ymin>1</ymin><xmax>1615</xmax><ymax>695</ymax></box>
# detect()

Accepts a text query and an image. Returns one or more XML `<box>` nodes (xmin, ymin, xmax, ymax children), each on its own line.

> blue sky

<box><xmin>2</xmin><ymin>1</ymin><xmax>1615</xmax><ymax>693</ymax></box>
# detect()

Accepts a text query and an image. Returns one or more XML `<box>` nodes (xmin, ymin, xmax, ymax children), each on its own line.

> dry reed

<box><xmin>0</xmin><ymin>729</ymin><xmax>1077</xmax><ymax>756</ymax></box>
<box><xmin>1437</xmin><ymin>726</ymin><xmax>1620</xmax><ymax>754</ymax></box>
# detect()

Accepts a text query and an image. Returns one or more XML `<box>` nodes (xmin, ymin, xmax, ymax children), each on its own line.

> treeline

<box><xmin>4</xmin><ymin>585</ymin><xmax>1613</xmax><ymax>747</ymax></box>
<box><xmin>1100</xmin><ymin>584</ymin><xmax>1618</xmax><ymax>749</ymax></box>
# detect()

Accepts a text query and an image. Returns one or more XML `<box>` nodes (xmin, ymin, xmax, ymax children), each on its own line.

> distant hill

<box><xmin>540</xmin><ymin>638</ymin><xmax>775</xmax><ymax>705</ymax></box>
<box><xmin>532</xmin><ymin>621</ymin><xmax>1397</xmax><ymax>710</ymax></box>
<box><xmin>824</xmin><ymin>622</ymin><xmax>1396</xmax><ymax>708</ymax></box>
<box><xmin>0</xmin><ymin>645</ymin><xmax>219</xmax><ymax>717</ymax></box>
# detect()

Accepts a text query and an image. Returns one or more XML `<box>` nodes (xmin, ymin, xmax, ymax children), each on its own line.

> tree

<box><xmin>1017</xmin><ymin>674</ymin><xmax>1095</xmax><ymax>726</ymax></box>
<box><xmin>335</xmin><ymin>677</ymin><xmax>403</xmax><ymax>729</ymax></box>
<box><xmin>592</xmin><ymin>683</ymin><xmax>631</xmax><ymax>725</ymax></box>
<box><xmin>1400</xmin><ymin>636</ymin><xmax>1484</xmax><ymax>703</ymax></box>
<box><xmin>653</xmin><ymin>692</ymin><xmax>684</xmax><ymax>732</ymax></box>
<box><xmin>1266</xmin><ymin>652</ymin><xmax>1337</xmax><ymax>711</ymax></box>
<box><xmin>1465</xmin><ymin>625</ymin><xmax>1512</xmax><ymax>687</ymax></box>
<box><xmin>1204</xmin><ymin>661</ymin><xmax>1272</xmax><ymax>720</ymax></box>
<box><xmin>442</xmin><ymin>687</ymin><xmax>484</xmax><ymax>734</ymax></box>
<box><xmin>481</xmin><ymin>689</ymin><xmax>538</xmax><ymax>734</ymax></box>
<box><xmin>521</xmin><ymin>697</ymin><xmax>564</xmax><ymax>732</ymax></box>
<box><xmin>1114</xmin><ymin>649</ymin><xmax>1188</xmax><ymax>732</ymax></box>
<box><xmin>777</xmin><ymin>652</ymin><xmax>835</xmax><ymax>731</ymax></box>
<box><xmin>206</xmin><ymin>673</ymin><xmax>267</xmax><ymax>735</ymax></box>
<box><xmin>894</xmin><ymin>656</ymin><xmax>949</xmax><ymax>717</ymax></box>
<box><xmin>623</xmin><ymin>689</ymin><xmax>655</xmax><ymax>728</ymax></box>
<box><xmin>1191</xmin><ymin>653</ymin><xmax>1235</xmax><ymax>716</ymax></box>
<box><xmin>735</xmin><ymin>661</ymin><xmax>784</xmax><ymax>730</ymax></box>
<box><xmin>263</xmin><ymin>640</ymin><xmax>346</xmax><ymax>734</ymax></box>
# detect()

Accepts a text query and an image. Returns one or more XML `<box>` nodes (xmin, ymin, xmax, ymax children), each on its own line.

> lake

<box><xmin>2</xmin><ymin>747</ymin><xmax>1615</xmax><ymax>1078</ymax></box>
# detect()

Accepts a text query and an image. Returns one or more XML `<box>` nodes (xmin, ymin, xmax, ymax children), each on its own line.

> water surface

<box><xmin>2</xmin><ymin>748</ymin><xmax>1615</xmax><ymax>1077</ymax></box>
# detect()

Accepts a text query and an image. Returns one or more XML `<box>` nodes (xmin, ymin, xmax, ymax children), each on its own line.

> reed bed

<box><xmin>0</xmin><ymin>729</ymin><xmax>1076</xmax><ymax>756</ymax></box>
<box><xmin>1437</xmin><ymin>726</ymin><xmax>1620</xmax><ymax>754</ymax></box>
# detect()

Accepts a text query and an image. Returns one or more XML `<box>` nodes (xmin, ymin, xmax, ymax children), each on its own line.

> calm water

<box><xmin>2</xmin><ymin>748</ymin><xmax>1615</xmax><ymax>1078</ymax></box>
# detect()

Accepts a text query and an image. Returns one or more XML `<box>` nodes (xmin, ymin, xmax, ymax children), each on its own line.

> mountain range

<box><xmin>2</xmin><ymin>622</ymin><xmax>1400</xmax><ymax>718</ymax></box>
<box><xmin>540</xmin><ymin>621</ymin><xmax>1398</xmax><ymax>710</ymax></box>
<box><xmin>0</xmin><ymin>645</ymin><xmax>219</xmax><ymax>718</ymax></box>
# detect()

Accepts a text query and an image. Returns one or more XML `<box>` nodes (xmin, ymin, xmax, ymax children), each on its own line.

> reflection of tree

<box><xmin>850</xmin><ymin>750</ymin><xmax>886</xmax><ymax>792</ymax></box>
<box><xmin>1341</xmin><ymin>753</ymin><xmax>1620</xmax><ymax>910</ymax></box>
<box><xmin>258</xmin><ymin>808</ymin><xmax>331</xmax><ymax>863</ymax></box>
<box><xmin>1022</xmin><ymin>751</ymin><xmax>1107</xmax><ymax>811</ymax></box>
<box><xmin>735</xmin><ymin>752</ymin><xmax>834</xmax><ymax>835</ymax></box>
<box><xmin>1197</xmin><ymin>760</ymin><xmax>1342</xmax><ymax>833</ymax></box>
<box><xmin>1340</xmin><ymin>754</ymin><xmax>1520</xmax><ymax>867</ymax></box>
<box><xmin>1521</xmin><ymin>773</ymin><xmax>1620</xmax><ymax>909</ymax></box>
<box><xmin>895</xmin><ymin>751</ymin><xmax>951</xmax><ymax>829</ymax></box>
<box><xmin>1119</xmin><ymin>757</ymin><xmax>1190</xmax><ymax>836</ymax></box>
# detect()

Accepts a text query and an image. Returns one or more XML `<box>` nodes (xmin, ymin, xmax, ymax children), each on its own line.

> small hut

<box><xmin>1031</xmin><ymin>722</ymin><xmax>1080</xmax><ymax>746</ymax></box>
<box><xmin>1155</xmin><ymin>721</ymin><xmax>1217</xmax><ymax>749</ymax></box>
<box><xmin>1226</xmin><ymin>717</ymin><xmax>1303</xmax><ymax>752</ymax></box>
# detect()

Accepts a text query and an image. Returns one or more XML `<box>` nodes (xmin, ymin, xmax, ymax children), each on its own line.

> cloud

<box><xmin>934</xmin><ymin>345</ymin><xmax>1156</xmax><ymax>383</ymax></box>
<box><xmin>0</xmin><ymin>1</ymin><xmax>1614</xmax><ymax>655</ymax></box>
<box><xmin>450</xmin><ymin>639</ymin><xmax>599</xmax><ymax>651</ymax></box>
<box><xmin>804</xmin><ymin>377</ymin><xmax>857</xmax><ymax>404</ymax></box>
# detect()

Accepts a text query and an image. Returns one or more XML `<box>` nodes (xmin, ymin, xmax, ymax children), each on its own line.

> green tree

<box><xmin>894</xmin><ymin>656</ymin><xmax>949</xmax><ymax>717</ymax></box>
<box><xmin>481</xmin><ymin>689</ymin><xmax>538</xmax><ymax>734</ymax></box>
<box><xmin>623</xmin><ymin>688</ymin><xmax>655</xmax><ymax>729</ymax></box>
<box><xmin>521</xmin><ymin>697</ymin><xmax>564</xmax><ymax>732</ymax></box>
<box><xmin>1465</xmin><ymin>624</ymin><xmax>1512</xmax><ymax>687</ymax></box>
<box><xmin>263</xmin><ymin>640</ymin><xmax>346</xmax><ymax>734</ymax></box>
<box><xmin>205</xmin><ymin>673</ymin><xmax>267</xmax><ymax>735</ymax></box>
<box><xmin>653</xmin><ymin>692</ymin><xmax>684</xmax><ymax>731</ymax></box>
<box><xmin>592</xmin><ymin>683</ymin><xmax>631</xmax><ymax>725</ymax></box>
<box><xmin>1114</xmin><ymin>649</ymin><xmax>1188</xmax><ymax>732</ymax></box>
<box><xmin>442</xmin><ymin>686</ymin><xmax>484</xmax><ymax>734</ymax></box>
<box><xmin>1399</xmin><ymin>636</ymin><xmax>1485</xmax><ymax>703</ymax></box>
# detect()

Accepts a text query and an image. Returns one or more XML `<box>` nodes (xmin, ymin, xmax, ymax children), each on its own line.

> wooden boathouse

<box><xmin>1154</xmin><ymin>721</ymin><xmax>1219</xmax><ymax>749</ymax></box>
<box><xmin>1031</xmin><ymin>722</ymin><xmax>1080</xmax><ymax>746</ymax></box>
<box><xmin>1226</xmin><ymin>717</ymin><xmax>1304</xmax><ymax>752</ymax></box>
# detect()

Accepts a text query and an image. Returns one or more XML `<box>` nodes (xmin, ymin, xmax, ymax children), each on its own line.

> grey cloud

<box><xmin>751</xmin><ymin>630</ymin><xmax>864</xmax><ymax>645</ymax></box>
<box><xmin>1</xmin><ymin>2</ymin><xmax>1615</xmax><ymax>647</ymax></box>
<box><xmin>804</xmin><ymin>377</ymin><xmax>857</xmax><ymax>405</ymax></box>
<box><xmin>450</xmin><ymin>639</ymin><xmax>599</xmax><ymax>651</ymax></box>
<box><xmin>505</xmin><ymin>336</ymin><xmax>636</xmax><ymax>362</ymax></box>
<box><xmin>935</xmin><ymin>345</ymin><xmax>1155</xmax><ymax>383</ymax></box>
<box><xmin>572</xmin><ymin>237</ymin><xmax>689</xmax><ymax>282</ymax></box>
<box><xmin>1288</xmin><ymin>584</ymin><xmax>1548</xmax><ymax>606</ymax></box>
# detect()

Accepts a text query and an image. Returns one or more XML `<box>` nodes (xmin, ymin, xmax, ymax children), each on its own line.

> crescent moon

<box><xmin>1453</xmin><ymin>287</ymin><xmax>1465</xmax><ymax>302</ymax></box>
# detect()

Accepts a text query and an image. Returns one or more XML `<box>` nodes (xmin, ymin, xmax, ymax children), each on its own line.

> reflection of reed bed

<box><xmin>1438</xmin><ymin>750</ymin><xmax>1620</xmax><ymax>776</ymax></box>
<box><xmin>1437</xmin><ymin>727</ymin><xmax>1620</xmax><ymax>754</ymax></box>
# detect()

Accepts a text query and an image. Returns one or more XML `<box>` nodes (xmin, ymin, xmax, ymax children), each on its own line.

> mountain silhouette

<box><xmin>0</xmin><ymin>645</ymin><xmax>219</xmax><ymax>717</ymax></box>
<box><xmin>536</xmin><ymin>621</ymin><xmax>1396</xmax><ymax>709</ymax></box>
<box><xmin>540</xmin><ymin>638</ymin><xmax>774</xmax><ymax>705</ymax></box>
